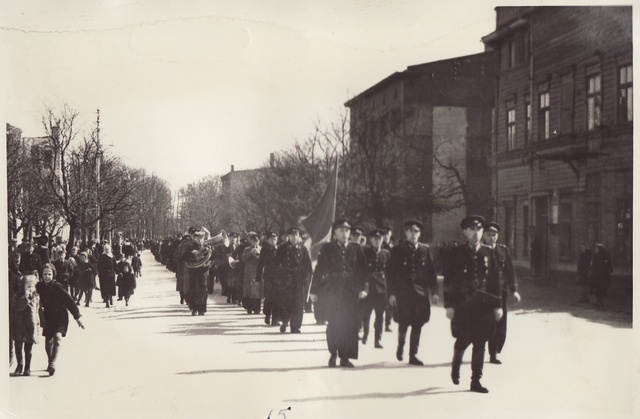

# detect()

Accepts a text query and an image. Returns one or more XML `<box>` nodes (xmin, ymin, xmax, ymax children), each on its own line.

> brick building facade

<box><xmin>482</xmin><ymin>6</ymin><xmax>632</xmax><ymax>288</ymax></box>
<box><xmin>345</xmin><ymin>53</ymin><xmax>495</xmax><ymax>243</ymax></box>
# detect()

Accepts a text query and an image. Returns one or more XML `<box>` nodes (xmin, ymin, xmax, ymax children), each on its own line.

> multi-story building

<box><xmin>345</xmin><ymin>53</ymin><xmax>495</xmax><ymax>243</ymax></box>
<box><xmin>482</xmin><ymin>6</ymin><xmax>632</xmax><ymax>288</ymax></box>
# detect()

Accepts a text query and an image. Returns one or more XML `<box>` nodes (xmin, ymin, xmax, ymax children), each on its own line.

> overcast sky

<box><xmin>1</xmin><ymin>0</ymin><xmax>611</xmax><ymax>191</ymax></box>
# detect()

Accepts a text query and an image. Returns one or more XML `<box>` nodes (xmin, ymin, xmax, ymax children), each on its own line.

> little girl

<box><xmin>117</xmin><ymin>260</ymin><xmax>137</xmax><ymax>306</ymax></box>
<box><xmin>10</xmin><ymin>274</ymin><xmax>40</xmax><ymax>376</ymax></box>
<box><xmin>36</xmin><ymin>263</ymin><xmax>85</xmax><ymax>376</ymax></box>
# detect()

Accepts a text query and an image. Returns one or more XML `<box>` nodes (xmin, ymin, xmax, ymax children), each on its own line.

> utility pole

<box><xmin>95</xmin><ymin>108</ymin><xmax>101</xmax><ymax>242</ymax></box>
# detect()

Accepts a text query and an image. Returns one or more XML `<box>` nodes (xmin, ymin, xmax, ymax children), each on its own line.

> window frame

<box><xmin>506</xmin><ymin>99</ymin><xmax>516</xmax><ymax>151</ymax></box>
<box><xmin>538</xmin><ymin>82</ymin><xmax>550</xmax><ymax>141</ymax></box>
<box><xmin>618</xmin><ymin>64</ymin><xmax>633</xmax><ymax>123</ymax></box>
<box><xmin>586</xmin><ymin>72</ymin><xmax>602</xmax><ymax>131</ymax></box>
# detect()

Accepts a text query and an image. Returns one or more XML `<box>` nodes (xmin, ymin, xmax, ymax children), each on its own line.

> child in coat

<box><xmin>10</xmin><ymin>274</ymin><xmax>40</xmax><ymax>376</ymax></box>
<box><xmin>117</xmin><ymin>260</ymin><xmax>136</xmax><ymax>306</ymax></box>
<box><xmin>36</xmin><ymin>264</ymin><xmax>84</xmax><ymax>376</ymax></box>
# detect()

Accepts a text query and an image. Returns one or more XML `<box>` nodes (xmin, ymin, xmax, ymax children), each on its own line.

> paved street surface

<box><xmin>4</xmin><ymin>250</ymin><xmax>636</xmax><ymax>419</ymax></box>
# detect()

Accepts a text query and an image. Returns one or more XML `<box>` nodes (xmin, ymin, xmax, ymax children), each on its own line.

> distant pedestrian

<box><xmin>97</xmin><ymin>244</ymin><xmax>117</xmax><ymax>308</ymax></box>
<box><xmin>576</xmin><ymin>243</ymin><xmax>593</xmax><ymax>303</ymax></box>
<box><xmin>10</xmin><ymin>274</ymin><xmax>40</xmax><ymax>376</ymax></box>
<box><xmin>52</xmin><ymin>249</ymin><xmax>73</xmax><ymax>291</ymax></box>
<box><xmin>117</xmin><ymin>260</ymin><xmax>136</xmax><ymax>306</ymax></box>
<box><xmin>36</xmin><ymin>264</ymin><xmax>85</xmax><ymax>376</ymax></box>
<box><xmin>74</xmin><ymin>252</ymin><xmax>94</xmax><ymax>307</ymax></box>
<box><xmin>132</xmin><ymin>252</ymin><xmax>143</xmax><ymax>278</ymax></box>
<box><xmin>590</xmin><ymin>243</ymin><xmax>613</xmax><ymax>309</ymax></box>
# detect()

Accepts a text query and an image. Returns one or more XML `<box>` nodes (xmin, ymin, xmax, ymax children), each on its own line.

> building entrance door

<box><xmin>531</xmin><ymin>195</ymin><xmax>549</xmax><ymax>283</ymax></box>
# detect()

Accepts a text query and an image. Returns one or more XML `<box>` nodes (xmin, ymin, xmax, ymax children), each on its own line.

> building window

<box><xmin>505</xmin><ymin>30</ymin><xmax>529</xmax><ymax>70</ymax></box>
<box><xmin>587</xmin><ymin>73</ymin><xmax>602</xmax><ymax>130</ymax></box>
<box><xmin>525</xmin><ymin>95</ymin><xmax>531</xmax><ymax>144</ymax></box>
<box><xmin>559</xmin><ymin>196</ymin><xmax>572</xmax><ymax>259</ymax></box>
<box><xmin>618</xmin><ymin>64</ymin><xmax>633</xmax><ymax>123</ymax></box>
<box><xmin>506</xmin><ymin>100</ymin><xmax>516</xmax><ymax>150</ymax></box>
<box><xmin>538</xmin><ymin>83</ymin><xmax>550</xmax><ymax>140</ymax></box>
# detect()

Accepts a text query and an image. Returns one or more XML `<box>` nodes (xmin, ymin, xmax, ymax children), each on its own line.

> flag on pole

<box><xmin>301</xmin><ymin>158</ymin><xmax>339</xmax><ymax>261</ymax></box>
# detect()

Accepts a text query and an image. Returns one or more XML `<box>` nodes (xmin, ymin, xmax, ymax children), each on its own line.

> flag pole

<box><xmin>306</xmin><ymin>156</ymin><xmax>339</xmax><ymax>302</ymax></box>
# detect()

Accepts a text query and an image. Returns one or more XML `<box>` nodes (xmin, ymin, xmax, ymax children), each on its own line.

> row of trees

<box><xmin>177</xmin><ymin>103</ymin><xmax>478</xmax><ymax>237</ymax></box>
<box><xmin>7</xmin><ymin>105</ymin><xmax>175</xmax><ymax>248</ymax></box>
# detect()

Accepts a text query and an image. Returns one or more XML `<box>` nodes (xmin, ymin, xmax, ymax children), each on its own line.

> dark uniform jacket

<box><xmin>386</xmin><ymin>241</ymin><xmax>438</xmax><ymax>300</ymax></box>
<box><xmin>310</xmin><ymin>241</ymin><xmax>367</xmax><ymax>300</ymax></box>
<box><xmin>256</xmin><ymin>242</ymin><xmax>279</xmax><ymax>281</ymax></box>
<box><xmin>363</xmin><ymin>246</ymin><xmax>389</xmax><ymax>295</ymax></box>
<box><xmin>275</xmin><ymin>241</ymin><xmax>312</xmax><ymax>289</ymax></box>
<box><xmin>19</xmin><ymin>252</ymin><xmax>42</xmax><ymax>277</ymax></box>
<box><xmin>443</xmin><ymin>243</ymin><xmax>501</xmax><ymax>310</ymax></box>
<box><xmin>493</xmin><ymin>244</ymin><xmax>518</xmax><ymax>294</ymax></box>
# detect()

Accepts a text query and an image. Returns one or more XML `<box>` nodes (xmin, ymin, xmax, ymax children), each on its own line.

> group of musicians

<box><xmin>171</xmin><ymin>214</ymin><xmax>519</xmax><ymax>394</ymax></box>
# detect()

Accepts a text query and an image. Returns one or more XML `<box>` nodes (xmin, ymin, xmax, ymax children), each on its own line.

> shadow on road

<box><xmin>177</xmin><ymin>361</ymin><xmax>452</xmax><ymax>376</ymax></box>
<box><xmin>284</xmin><ymin>386</ymin><xmax>468</xmax><ymax>402</ymax></box>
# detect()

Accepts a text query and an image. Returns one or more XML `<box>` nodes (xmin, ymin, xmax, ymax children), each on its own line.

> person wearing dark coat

<box><xmin>256</xmin><ymin>231</ymin><xmax>280</xmax><ymax>325</ymax></box>
<box><xmin>19</xmin><ymin>242</ymin><xmax>42</xmax><ymax>278</ymax></box>
<box><xmin>483</xmin><ymin>222</ymin><xmax>521</xmax><ymax>365</ymax></box>
<box><xmin>444</xmin><ymin>215</ymin><xmax>502</xmax><ymax>394</ymax></box>
<box><xmin>310</xmin><ymin>219</ymin><xmax>368</xmax><ymax>368</ymax></box>
<box><xmin>132</xmin><ymin>253</ymin><xmax>142</xmax><ymax>278</ymax></box>
<box><xmin>360</xmin><ymin>229</ymin><xmax>389</xmax><ymax>349</ymax></box>
<box><xmin>275</xmin><ymin>227</ymin><xmax>313</xmax><ymax>334</ymax></box>
<box><xmin>576</xmin><ymin>243</ymin><xmax>593</xmax><ymax>303</ymax></box>
<box><xmin>116</xmin><ymin>260</ymin><xmax>136</xmax><ymax>306</ymax></box>
<box><xmin>241</xmin><ymin>233</ymin><xmax>262</xmax><ymax>314</ymax></box>
<box><xmin>52</xmin><ymin>249</ymin><xmax>73</xmax><ymax>291</ymax></box>
<box><xmin>97</xmin><ymin>244</ymin><xmax>117</xmax><ymax>308</ymax></box>
<box><xmin>174</xmin><ymin>235</ymin><xmax>191</xmax><ymax>305</ymax></box>
<box><xmin>34</xmin><ymin>236</ymin><xmax>51</xmax><ymax>266</ymax></box>
<box><xmin>10</xmin><ymin>274</ymin><xmax>40</xmax><ymax>376</ymax></box>
<box><xmin>74</xmin><ymin>252</ymin><xmax>94</xmax><ymax>307</ymax></box>
<box><xmin>9</xmin><ymin>252</ymin><xmax>23</xmax><ymax>368</ymax></box>
<box><xmin>381</xmin><ymin>226</ymin><xmax>395</xmax><ymax>333</ymax></box>
<box><xmin>182</xmin><ymin>230</ymin><xmax>211</xmax><ymax>315</ymax></box>
<box><xmin>36</xmin><ymin>264</ymin><xmax>84</xmax><ymax>376</ymax></box>
<box><xmin>386</xmin><ymin>220</ymin><xmax>439</xmax><ymax>366</ymax></box>
<box><xmin>590</xmin><ymin>243</ymin><xmax>613</xmax><ymax>309</ymax></box>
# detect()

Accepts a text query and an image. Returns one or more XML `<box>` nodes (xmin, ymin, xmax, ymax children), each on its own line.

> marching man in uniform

<box><xmin>386</xmin><ymin>220</ymin><xmax>439</xmax><ymax>366</ymax></box>
<box><xmin>310</xmin><ymin>219</ymin><xmax>368</xmax><ymax>368</ymax></box>
<box><xmin>444</xmin><ymin>215</ymin><xmax>502</xmax><ymax>393</ymax></box>
<box><xmin>483</xmin><ymin>222</ymin><xmax>521</xmax><ymax>364</ymax></box>
<box><xmin>360</xmin><ymin>229</ymin><xmax>389</xmax><ymax>349</ymax></box>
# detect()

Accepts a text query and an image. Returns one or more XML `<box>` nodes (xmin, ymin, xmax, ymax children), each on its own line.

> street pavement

<box><xmin>3</xmin><ymin>250</ymin><xmax>637</xmax><ymax>419</ymax></box>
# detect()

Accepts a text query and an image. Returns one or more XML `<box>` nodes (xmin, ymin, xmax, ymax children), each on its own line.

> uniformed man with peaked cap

<box><xmin>310</xmin><ymin>219</ymin><xmax>368</xmax><ymax>367</ymax></box>
<box><xmin>444</xmin><ymin>215</ymin><xmax>502</xmax><ymax>393</ymax></box>
<box><xmin>386</xmin><ymin>220</ymin><xmax>439</xmax><ymax>366</ymax></box>
<box><xmin>275</xmin><ymin>226</ymin><xmax>312</xmax><ymax>333</ymax></box>
<box><xmin>360</xmin><ymin>229</ymin><xmax>390</xmax><ymax>349</ymax></box>
<box><xmin>483</xmin><ymin>221</ymin><xmax>521</xmax><ymax>364</ymax></box>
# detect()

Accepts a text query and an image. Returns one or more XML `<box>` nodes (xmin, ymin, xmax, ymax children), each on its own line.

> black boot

<box><xmin>451</xmin><ymin>347</ymin><xmax>465</xmax><ymax>385</ymax></box>
<box><xmin>24</xmin><ymin>350</ymin><xmax>32</xmax><ymax>376</ymax></box>
<box><xmin>408</xmin><ymin>326</ymin><xmax>423</xmax><ymax>366</ymax></box>
<box><xmin>396</xmin><ymin>325</ymin><xmax>407</xmax><ymax>361</ymax></box>
<box><xmin>470</xmin><ymin>344</ymin><xmax>488</xmax><ymax>393</ymax></box>
<box><xmin>361</xmin><ymin>329</ymin><xmax>369</xmax><ymax>345</ymax></box>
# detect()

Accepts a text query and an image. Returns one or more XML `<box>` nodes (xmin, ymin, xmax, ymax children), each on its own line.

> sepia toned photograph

<box><xmin>2</xmin><ymin>1</ymin><xmax>635</xmax><ymax>418</ymax></box>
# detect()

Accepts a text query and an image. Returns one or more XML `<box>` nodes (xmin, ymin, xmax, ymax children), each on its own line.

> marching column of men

<box><xmin>157</xmin><ymin>214</ymin><xmax>519</xmax><ymax>393</ymax></box>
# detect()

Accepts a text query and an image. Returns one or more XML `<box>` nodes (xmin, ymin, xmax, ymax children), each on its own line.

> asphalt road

<box><xmin>4</xmin><ymin>250</ymin><xmax>636</xmax><ymax>419</ymax></box>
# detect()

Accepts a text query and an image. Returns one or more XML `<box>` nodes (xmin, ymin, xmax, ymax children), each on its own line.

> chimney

<box><xmin>231</xmin><ymin>165</ymin><xmax>234</xmax><ymax>172</ymax></box>
<box><xmin>51</xmin><ymin>125</ymin><xmax>60</xmax><ymax>141</ymax></box>
<box><xmin>270</xmin><ymin>153</ymin><xmax>275</xmax><ymax>168</ymax></box>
